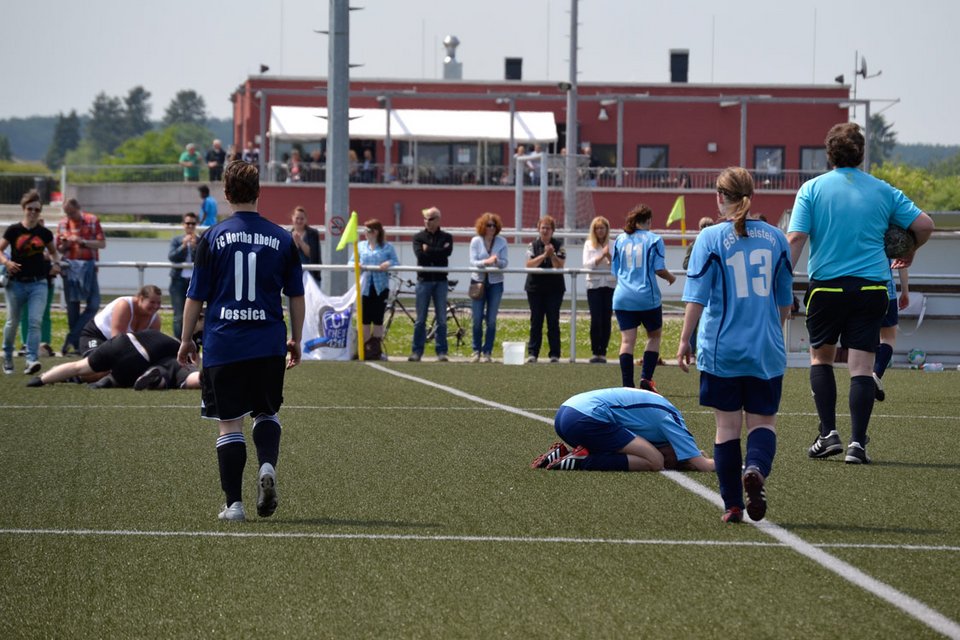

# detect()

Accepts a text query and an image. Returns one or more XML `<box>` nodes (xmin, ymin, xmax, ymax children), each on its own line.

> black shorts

<box><xmin>86</xmin><ymin>331</ymin><xmax>181</xmax><ymax>387</ymax></box>
<box><xmin>614</xmin><ymin>307</ymin><xmax>663</xmax><ymax>332</ymax></box>
<box><xmin>803</xmin><ymin>277</ymin><xmax>888</xmax><ymax>351</ymax></box>
<box><xmin>200</xmin><ymin>356</ymin><xmax>286</xmax><ymax>421</ymax></box>
<box><xmin>79</xmin><ymin>322</ymin><xmax>108</xmax><ymax>356</ymax></box>
<box><xmin>361</xmin><ymin>288</ymin><xmax>389</xmax><ymax>325</ymax></box>
<box><xmin>699</xmin><ymin>371</ymin><xmax>783</xmax><ymax>415</ymax></box>
<box><xmin>881</xmin><ymin>298</ymin><xmax>899</xmax><ymax>328</ymax></box>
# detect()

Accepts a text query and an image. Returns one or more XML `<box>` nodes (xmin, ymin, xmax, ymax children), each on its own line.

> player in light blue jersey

<box><xmin>678</xmin><ymin>167</ymin><xmax>793</xmax><ymax>523</ymax></box>
<box><xmin>178</xmin><ymin>161</ymin><xmax>305</xmax><ymax>522</ymax></box>
<box><xmin>531</xmin><ymin>387</ymin><xmax>714</xmax><ymax>472</ymax></box>
<box><xmin>788</xmin><ymin>123</ymin><xmax>934</xmax><ymax>464</ymax></box>
<box><xmin>611</xmin><ymin>204</ymin><xmax>676</xmax><ymax>391</ymax></box>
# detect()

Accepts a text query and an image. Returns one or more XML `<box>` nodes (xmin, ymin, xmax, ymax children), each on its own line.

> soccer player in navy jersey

<box><xmin>177</xmin><ymin>161</ymin><xmax>305</xmax><ymax>522</ymax></box>
<box><xmin>531</xmin><ymin>386</ymin><xmax>714</xmax><ymax>472</ymax></box>
<box><xmin>611</xmin><ymin>204</ymin><xmax>676</xmax><ymax>391</ymax></box>
<box><xmin>677</xmin><ymin>167</ymin><xmax>793</xmax><ymax>523</ymax></box>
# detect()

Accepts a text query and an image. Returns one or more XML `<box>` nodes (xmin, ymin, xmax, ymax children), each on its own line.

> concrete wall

<box><xmin>65</xmin><ymin>183</ymin><xmax>229</xmax><ymax>218</ymax></box>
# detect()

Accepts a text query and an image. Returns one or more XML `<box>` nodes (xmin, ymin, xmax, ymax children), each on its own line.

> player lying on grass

<box><xmin>531</xmin><ymin>387</ymin><xmax>715</xmax><ymax>472</ymax></box>
<box><xmin>26</xmin><ymin>329</ymin><xmax>200</xmax><ymax>390</ymax></box>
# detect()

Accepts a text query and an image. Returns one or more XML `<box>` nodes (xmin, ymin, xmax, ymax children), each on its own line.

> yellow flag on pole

<box><xmin>336</xmin><ymin>211</ymin><xmax>359</xmax><ymax>251</ymax></box>
<box><xmin>666</xmin><ymin>195</ymin><xmax>688</xmax><ymax>247</ymax></box>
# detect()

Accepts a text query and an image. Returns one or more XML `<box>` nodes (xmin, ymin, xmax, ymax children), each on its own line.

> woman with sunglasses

<box><xmin>168</xmin><ymin>211</ymin><xmax>200</xmax><ymax>339</ymax></box>
<box><xmin>1</xmin><ymin>190</ymin><xmax>61</xmax><ymax>375</ymax></box>
<box><xmin>349</xmin><ymin>219</ymin><xmax>398</xmax><ymax>358</ymax></box>
<box><xmin>468</xmin><ymin>212</ymin><xmax>508</xmax><ymax>362</ymax></box>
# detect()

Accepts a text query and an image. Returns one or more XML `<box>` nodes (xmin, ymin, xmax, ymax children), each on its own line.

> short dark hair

<box><xmin>223</xmin><ymin>161</ymin><xmax>260</xmax><ymax>204</ymax></box>
<box><xmin>183</xmin><ymin>211</ymin><xmax>198</xmax><ymax>222</ymax></box>
<box><xmin>20</xmin><ymin>189</ymin><xmax>41</xmax><ymax>208</ymax></box>
<box><xmin>825</xmin><ymin>122</ymin><xmax>864</xmax><ymax>168</ymax></box>
<box><xmin>624</xmin><ymin>204</ymin><xmax>653</xmax><ymax>233</ymax></box>
<box><xmin>198</xmin><ymin>185</ymin><xmax>210</xmax><ymax>198</ymax></box>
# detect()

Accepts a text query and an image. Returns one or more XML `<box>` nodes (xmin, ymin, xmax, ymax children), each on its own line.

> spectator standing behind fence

<box><xmin>525</xmin><ymin>215</ymin><xmax>566</xmax><ymax>363</ymax></box>
<box><xmin>468</xmin><ymin>212</ymin><xmax>509</xmax><ymax>363</ymax></box>
<box><xmin>1</xmin><ymin>190</ymin><xmax>61</xmax><ymax>375</ymax></box>
<box><xmin>612</xmin><ymin>204</ymin><xmax>675</xmax><ymax>391</ymax></box>
<box><xmin>787</xmin><ymin>122</ymin><xmax>934</xmax><ymax>465</ymax></box>
<box><xmin>409</xmin><ymin>207</ymin><xmax>453</xmax><ymax>362</ymax></box>
<box><xmin>57</xmin><ymin>198</ymin><xmax>105</xmax><ymax>356</ymax></box>
<box><xmin>179</xmin><ymin>143</ymin><xmax>203</xmax><ymax>182</ymax></box>
<box><xmin>18</xmin><ymin>215</ymin><xmax>57</xmax><ymax>358</ymax></box>
<box><xmin>583</xmin><ymin>216</ymin><xmax>616</xmax><ymax>363</ymax></box>
<box><xmin>168</xmin><ymin>212</ymin><xmax>200</xmax><ymax>339</ymax></box>
<box><xmin>290</xmin><ymin>206</ymin><xmax>322</xmax><ymax>286</ymax></box>
<box><xmin>678</xmin><ymin>167</ymin><xmax>793</xmax><ymax>524</ymax></box>
<box><xmin>198</xmin><ymin>185</ymin><xmax>218</xmax><ymax>227</ymax></box>
<box><xmin>348</xmin><ymin>219</ymin><xmax>398</xmax><ymax>357</ymax></box>
<box><xmin>206</xmin><ymin>139</ymin><xmax>226</xmax><ymax>182</ymax></box>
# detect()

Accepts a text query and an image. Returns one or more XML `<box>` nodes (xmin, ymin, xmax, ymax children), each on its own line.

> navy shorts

<box><xmin>881</xmin><ymin>298</ymin><xmax>898</xmax><ymax>328</ymax></box>
<box><xmin>700</xmin><ymin>371</ymin><xmax>783</xmax><ymax>416</ymax></box>
<box><xmin>554</xmin><ymin>405</ymin><xmax>635</xmax><ymax>453</ymax></box>
<box><xmin>201</xmin><ymin>356</ymin><xmax>286</xmax><ymax>421</ymax></box>
<box><xmin>803</xmin><ymin>277</ymin><xmax>888</xmax><ymax>352</ymax></box>
<box><xmin>615</xmin><ymin>307</ymin><xmax>662</xmax><ymax>332</ymax></box>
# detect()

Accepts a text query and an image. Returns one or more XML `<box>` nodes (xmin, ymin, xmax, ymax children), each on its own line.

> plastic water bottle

<box><xmin>923</xmin><ymin>362</ymin><xmax>944</xmax><ymax>372</ymax></box>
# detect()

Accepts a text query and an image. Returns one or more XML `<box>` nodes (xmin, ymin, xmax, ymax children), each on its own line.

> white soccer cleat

<box><xmin>218</xmin><ymin>501</ymin><xmax>246</xmax><ymax>522</ymax></box>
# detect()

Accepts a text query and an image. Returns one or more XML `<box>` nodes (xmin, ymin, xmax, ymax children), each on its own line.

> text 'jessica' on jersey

<box><xmin>562</xmin><ymin>387</ymin><xmax>702</xmax><ymax>462</ymax></box>
<box><xmin>682</xmin><ymin>220</ymin><xmax>793</xmax><ymax>379</ymax></box>
<box><xmin>611</xmin><ymin>230</ymin><xmax>666</xmax><ymax>311</ymax></box>
<box><xmin>187</xmin><ymin>212</ymin><xmax>304</xmax><ymax>367</ymax></box>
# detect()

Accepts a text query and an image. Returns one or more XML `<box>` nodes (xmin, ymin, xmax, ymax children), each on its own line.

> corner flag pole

<box><xmin>336</xmin><ymin>211</ymin><xmax>364</xmax><ymax>361</ymax></box>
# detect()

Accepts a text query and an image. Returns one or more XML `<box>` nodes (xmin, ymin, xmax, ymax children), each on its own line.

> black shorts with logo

<box><xmin>86</xmin><ymin>331</ymin><xmax>180</xmax><ymax>387</ymax></box>
<box><xmin>200</xmin><ymin>356</ymin><xmax>286</xmax><ymax>421</ymax></box>
<box><xmin>803</xmin><ymin>277</ymin><xmax>888</xmax><ymax>352</ymax></box>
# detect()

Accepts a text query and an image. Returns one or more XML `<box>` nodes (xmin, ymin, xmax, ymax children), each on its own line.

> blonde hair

<box><xmin>587</xmin><ymin>216</ymin><xmax>610</xmax><ymax>249</ymax></box>
<box><xmin>716</xmin><ymin>167</ymin><xmax>754</xmax><ymax>237</ymax></box>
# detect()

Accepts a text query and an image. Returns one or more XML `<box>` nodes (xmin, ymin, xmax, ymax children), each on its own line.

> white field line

<box><xmin>0</xmin><ymin>528</ymin><xmax>959</xmax><ymax>554</ymax></box>
<box><xmin>365</xmin><ymin>362</ymin><xmax>960</xmax><ymax>640</ymax></box>
<box><xmin>0</xmin><ymin>402</ymin><xmax>956</xmax><ymax>423</ymax></box>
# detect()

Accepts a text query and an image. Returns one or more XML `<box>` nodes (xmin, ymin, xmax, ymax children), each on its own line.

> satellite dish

<box><xmin>859</xmin><ymin>56</ymin><xmax>868</xmax><ymax>78</ymax></box>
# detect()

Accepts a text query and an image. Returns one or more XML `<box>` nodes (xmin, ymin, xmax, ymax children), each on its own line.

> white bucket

<box><xmin>502</xmin><ymin>341</ymin><xmax>526</xmax><ymax>365</ymax></box>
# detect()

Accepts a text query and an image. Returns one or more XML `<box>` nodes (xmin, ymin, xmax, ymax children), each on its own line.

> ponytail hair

<box><xmin>716</xmin><ymin>167</ymin><xmax>754</xmax><ymax>237</ymax></box>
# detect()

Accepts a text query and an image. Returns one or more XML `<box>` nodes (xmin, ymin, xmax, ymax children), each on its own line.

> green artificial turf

<box><xmin>1</xmin><ymin>328</ymin><xmax>958</xmax><ymax>637</ymax></box>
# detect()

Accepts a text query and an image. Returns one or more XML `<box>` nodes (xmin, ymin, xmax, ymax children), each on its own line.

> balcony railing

<box><xmin>42</xmin><ymin>164</ymin><xmax>827</xmax><ymax>191</ymax></box>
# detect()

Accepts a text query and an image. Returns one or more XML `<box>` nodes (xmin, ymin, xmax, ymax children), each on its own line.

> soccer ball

<box><xmin>884</xmin><ymin>225</ymin><xmax>917</xmax><ymax>259</ymax></box>
<box><xmin>907</xmin><ymin>348</ymin><xmax>926</xmax><ymax>366</ymax></box>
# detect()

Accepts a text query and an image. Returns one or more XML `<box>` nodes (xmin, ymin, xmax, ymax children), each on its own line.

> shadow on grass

<box><xmin>780</xmin><ymin>522</ymin><xmax>943</xmax><ymax>536</ymax></box>
<box><xmin>869</xmin><ymin>460</ymin><xmax>960</xmax><ymax>470</ymax></box>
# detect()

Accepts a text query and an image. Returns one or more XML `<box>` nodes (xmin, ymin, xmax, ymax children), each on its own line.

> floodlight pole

<box><xmin>563</xmin><ymin>0</ymin><xmax>579</xmax><ymax>231</ymax></box>
<box><xmin>325</xmin><ymin>0</ymin><xmax>351</xmax><ymax>295</ymax></box>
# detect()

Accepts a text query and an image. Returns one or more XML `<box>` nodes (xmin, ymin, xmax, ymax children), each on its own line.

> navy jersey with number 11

<box><xmin>187</xmin><ymin>211</ymin><xmax>304</xmax><ymax>367</ymax></box>
<box><xmin>682</xmin><ymin>219</ymin><xmax>793</xmax><ymax>379</ymax></box>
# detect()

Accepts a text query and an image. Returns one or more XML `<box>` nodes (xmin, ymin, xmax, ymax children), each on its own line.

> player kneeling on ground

<box><xmin>26</xmin><ymin>329</ymin><xmax>200</xmax><ymax>390</ymax></box>
<box><xmin>531</xmin><ymin>387</ymin><xmax>714</xmax><ymax>472</ymax></box>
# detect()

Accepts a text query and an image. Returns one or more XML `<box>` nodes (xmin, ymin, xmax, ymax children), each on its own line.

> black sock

<box><xmin>579</xmin><ymin>453</ymin><xmax>629</xmax><ymax>471</ymax></box>
<box><xmin>641</xmin><ymin>350</ymin><xmax>659</xmax><ymax>381</ymax></box>
<box><xmin>619</xmin><ymin>353</ymin><xmax>634</xmax><ymax>387</ymax></box>
<box><xmin>874</xmin><ymin>343</ymin><xmax>893</xmax><ymax>378</ymax></box>
<box><xmin>252</xmin><ymin>415</ymin><xmax>282</xmax><ymax>469</ymax></box>
<box><xmin>810</xmin><ymin>364</ymin><xmax>837</xmax><ymax>437</ymax></box>
<box><xmin>714</xmin><ymin>439</ymin><xmax>744</xmax><ymax>510</ymax></box>
<box><xmin>849</xmin><ymin>376</ymin><xmax>875</xmax><ymax>446</ymax></box>
<box><xmin>216</xmin><ymin>433</ymin><xmax>247</xmax><ymax>505</ymax></box>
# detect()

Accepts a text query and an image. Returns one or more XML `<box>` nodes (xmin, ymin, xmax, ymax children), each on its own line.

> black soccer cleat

<box><xmin>133</xmin><ymin>366</ymin><xmax>167</xmax><ymax>391</ymax></box>
<box><xmin>26</xmin><ymin>375</ymin><xmax>45</xmax><ymax>388</ymax></box>
<box><xmin>808</xmin><ymin>430</ymin><xmax>843</xmax><ymax>459</ymax></box>
<box><xmin>742</xmin><ymin>466</ymin><xmax>767</xmax><ymax>522</ymax></box>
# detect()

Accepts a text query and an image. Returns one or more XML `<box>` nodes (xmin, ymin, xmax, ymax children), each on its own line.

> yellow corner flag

<box><xmin>336</xmin><ymin>211</ymin><xmax>359</xmax><ymax>251</ymax></box>
<box><xmin>666</xmin><ymin>195</ymin><xmax>688</xmax><ymax>246</ymax></box>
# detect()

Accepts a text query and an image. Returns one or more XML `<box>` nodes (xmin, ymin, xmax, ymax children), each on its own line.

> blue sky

<box><xmin>2</xmin><ymin>0</ymin><xmax>957</xmax><ymax>144</ymax></box>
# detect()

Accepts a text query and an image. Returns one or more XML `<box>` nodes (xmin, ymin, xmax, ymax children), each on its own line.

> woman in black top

<box><xmin>524</xmin><ymin>215</ymin><xmax>566</xmax><ymax>362</ymax></box>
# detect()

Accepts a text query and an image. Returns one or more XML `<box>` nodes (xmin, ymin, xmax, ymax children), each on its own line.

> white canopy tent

<box><xmin>268</xmin><ymin>106</ymin><xmax>558</xmax><ymax>143</ymax></box>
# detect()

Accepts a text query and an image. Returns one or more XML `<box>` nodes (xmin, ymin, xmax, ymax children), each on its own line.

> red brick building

<box><xmin>231</xmin><ymin>76</ymin><xmax>849</xmax><ymax>229</ymax></box>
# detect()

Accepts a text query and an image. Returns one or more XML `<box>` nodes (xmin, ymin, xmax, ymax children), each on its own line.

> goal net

<box><xmin>513</xmin><ymin>153</ymin><xmax>596</xmax><ymax>230</ymax></box>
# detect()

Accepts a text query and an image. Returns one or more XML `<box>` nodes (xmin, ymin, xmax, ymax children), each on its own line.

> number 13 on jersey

<box><xmin>725</xmin><ymin>248</ymin><xmax>772</xmax><ymax>298</ymax></box>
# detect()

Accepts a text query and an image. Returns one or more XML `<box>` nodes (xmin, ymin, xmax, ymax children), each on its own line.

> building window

<box><xmin>754</xmin><ymin>146</ymin><xmax>784</xmax><ymax>173</ymax></box>
<box><xmin>800</xmin><ymin>147</ymin><xmax>827</xmax><ymax>172</ymax></box>
<box><xmin>591</xmin><ymin>144</ymin><xmax>617</xmax><ymax>167</ymax></box>
<box><xmin>636</xmin><ymin>145</ymin><xmax>669</xmax><ymax>187</ymax></box>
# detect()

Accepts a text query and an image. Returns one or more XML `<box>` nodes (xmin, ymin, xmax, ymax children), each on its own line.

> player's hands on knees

<box><xmin>177</xmin><ymin>340</ymin><xmax>197</xmax><ymax>366</ymax></box>
<box><xmin>286</xmin><ymin>339</ymin><xmax>301</xmax><ymax>369</ymax></box>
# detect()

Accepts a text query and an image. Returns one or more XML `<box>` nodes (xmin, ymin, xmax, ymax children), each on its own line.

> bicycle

<box><xmin>382</xmin><ymin>273</ymin><xmax>468</xmax><ymax>351</ymax></box>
